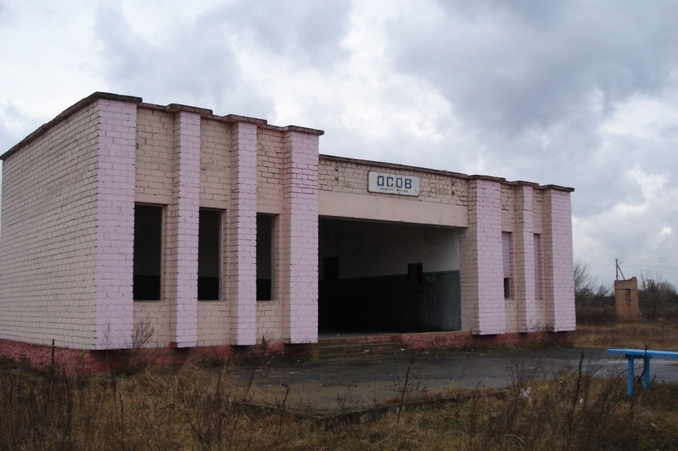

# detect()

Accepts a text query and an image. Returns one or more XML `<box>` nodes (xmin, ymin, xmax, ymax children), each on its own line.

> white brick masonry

<box><xmin>228</xmin><ymin>122</ymin><xmax>258</xmax><ymax>345</ymax></box>
<box><xmin>0</xmin><ymin>92</ymin><xmax>577</xmax><ymax>359</ymax></box>
<box><xmin>460</xmin><ymin>179</ymin><xmax>506</xmax><ymax>334</ymax></box>
<box><xmin>543</xmin><ymin>189</ymin><xmax>576</xmax><ymax>331</ymax></box>
<box><xmin>94</xmin><ymin>99</ymin><xmax>137</xmax><ymax>349</ymax></box>
<box><xmin>513</xmin><ymin>185</ymin><xmax>538</xmax><ymax>332</ymax></box>
<box><xmin>166</xmin><ymin>111</ymin><xmax>201</xmax><ymax>347</ymax></box>
<box><xmin>281</xmin><ymin>131</ymin><xmax>319</xmax><ymax>344</ymax></box>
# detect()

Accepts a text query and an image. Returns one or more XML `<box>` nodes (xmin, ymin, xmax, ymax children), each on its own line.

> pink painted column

<box><xmin>281</xmin><ymin>131</ymin><xmax>319</xmax><ymax>344</ymax></box>
<box><xmin>228</xmin><ymin>122</ymin><xmax>257</xmax><ymax>346</ymax></box>
<box><xmin>94</xmin><ymin>99</ymin><xmax>137</xmax><ymax>350</ymax></box>
<box><xmin>459</xmin><ymin>179</ymin><xmax>506</xmax><ymax>335</ymax></box>
<box><xmin>166</xmin><ymin>111</ymin><xmax>201</xmax><ymax>347</ymax></box>
<box><xmin>514</xmin><ymin>185</ymin><xmax>538</xmax><ymax>332</ymax></box>
<box><xmin>542</xmin><ymin>189</ymin><xmax>576</xmax><ymax>331</ymax></box>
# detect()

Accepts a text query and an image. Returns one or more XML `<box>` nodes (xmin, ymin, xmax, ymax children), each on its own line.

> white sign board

<box><xmin>368</xmin><ymin>171</ymin><xmax>420</xmax><ymax>196</ymax></box>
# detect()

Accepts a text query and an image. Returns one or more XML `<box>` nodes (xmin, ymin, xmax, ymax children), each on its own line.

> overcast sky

<box><xmin>1</xmin><ymin>0</ymin><xmax>677</xmax><ymax>289</ymax></box>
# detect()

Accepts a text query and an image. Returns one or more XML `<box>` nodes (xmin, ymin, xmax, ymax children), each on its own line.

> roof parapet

<box><xmin>1</xmin><ymin>92</ymin><xmax>325</xmax><ymax>160</ymax></box>
<box><xmin>319</xmin><ymin>154</ymin><xmax>575</xmax><ymax>193</ymax></box>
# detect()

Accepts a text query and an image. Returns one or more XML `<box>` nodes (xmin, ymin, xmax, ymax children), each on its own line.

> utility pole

<box><xmin>616</xmin><ymin>259</ymin><xmax>625</xmax><ymax>281</ymax></box>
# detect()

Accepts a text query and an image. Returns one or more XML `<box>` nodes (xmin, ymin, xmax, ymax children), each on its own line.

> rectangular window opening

<box><xmin>198</xmin><ymin>209</ymin><xmax>222</xmax><ymax>301</ymax></box>
<box><xmin>133</xmin><ymin>205</ymin><xmax>163</xmax><ymax>301</ymax></box>
<box><xmin>504</xmin><ymin>278</ymin><xmax>511</xmax><ymax>300</ymax></box>
<box><xmin>257</xmin><ymin>214</ymin><xmax>274</xmax><ymax>301</ymax></box>
<box><xmin>502</xmin><ymin>232</ymin><xmax>512</xmax><ymax>299</ymax></box>
<box><xmin>534</xmin><ymin>234</ymin><xmax>542</xmax><ymax>299</ymax></box>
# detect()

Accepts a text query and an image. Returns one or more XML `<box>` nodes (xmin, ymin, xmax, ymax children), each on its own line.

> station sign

<box><xmin>368</xmin><ymin>171</ymin><xmax>420</xmax><ymax>196</ymax></box>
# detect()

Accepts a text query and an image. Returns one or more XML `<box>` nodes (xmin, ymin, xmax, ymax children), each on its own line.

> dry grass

<box><xmin>3</xmin><ymin>321</ymin><xmax>678</xmax><ymax>450</ymax></box>
<box><xmin>1</xmin><ymin>358</ymin><xmax>678</xmax><ymax>450</ymax></box>
<box><xmin>570</xmin><ymin>320</ymin><xmax>678</xmax><ymax>350</ymax></box>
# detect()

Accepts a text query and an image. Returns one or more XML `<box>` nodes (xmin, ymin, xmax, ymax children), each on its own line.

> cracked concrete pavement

<box><xmin>228</xmin><ymin>347</ymin><xmax>678</xmax><ymax>411</ymax></box>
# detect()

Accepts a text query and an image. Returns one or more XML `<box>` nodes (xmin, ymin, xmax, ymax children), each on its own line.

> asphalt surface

<box><xmin>230</xmin><ymin>347</ymin><xmax>678</xmax><ymax>411</ymax></box>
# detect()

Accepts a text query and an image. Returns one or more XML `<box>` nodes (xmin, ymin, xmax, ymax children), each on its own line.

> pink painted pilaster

<box><xmin>281</xmin><ymin>131</ymin><xmax>319</xmax><ymax>344</ymax></box>
<box><xmin>514</xmin><ymin>185</ymin><xmax>537</xmax><ymax>332</ymax></box>
<box><xmin>94</xmin><ymin>99</ymin><xmax>137</xmax><ymax>350</ymax></box>
<box><xmin>459</xmin><ymin>179</ymin><xmax>506</xmax><ymax>334</ymax></box>
<box><xmin>228</xmin><ymin>122</ymin><xmax>258</xmax><ymax>345</ymax></box>
<box><xmin>542</xmin><ymin>190</ymin><xmax>576</xmax><ymax>331</ymax></box>
<box><xmin>167</xmin><ymin>111</ymin><xmax>201</xmax><ymax>347</ymax></box>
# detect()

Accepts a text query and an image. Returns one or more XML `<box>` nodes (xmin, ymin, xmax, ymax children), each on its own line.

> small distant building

<box><xmin>0</xmin><ymin>92</ymin><xmax>576</xmax><ymax>370</ymax></box>
<box><xmin>614</xmin><ymin>277</ymin><xmax>640</xmax><ymax>321</ymax></box>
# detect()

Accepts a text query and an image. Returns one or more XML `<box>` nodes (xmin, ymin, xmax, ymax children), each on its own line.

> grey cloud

<box><xmin>93</xmin><ymin>3</ymin><xmax>270</xmax><ymax>117</ymax></box>
<box><xmin>0</xmin><ymin>2</ymin><xmax>8</xmax><ymax>25</ymax></box>
<box><xmin>203</xmin><ymin>0</ymin><xmax>352</xmax><ymax>69</ymax></box>
<box><xmin>0</xmin><ymin>103</ymin><xmax>47</xmax><ymax>155</ymax></box>
<box><xmin>379</xmin><ymin>0</ymin><xmax>677</xmax><ymax>217</ymax></box>
<box><xmin>389</xmin><ymin>1</ymin><xmax>678</xmax><ymax>135</ymax></box>
<box><xmin>93</xmin><ymin>1</ymin><xmax>352</xmax><ymax>117</ymax></box>
<box><xmin>0</xmin><ymin>123</ymin><xmax>13</xmax><ymax>156</ymax></box>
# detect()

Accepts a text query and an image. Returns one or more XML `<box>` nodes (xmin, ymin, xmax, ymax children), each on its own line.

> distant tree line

<box><xmin>638</xmin><ymin>276</ymin><xmax>678</xmax><ymax>320</ymax></box>
<box><xmin>574</xmin><ymin>261</ymin><xmax>678</xmax><ymax>323</ymax></box>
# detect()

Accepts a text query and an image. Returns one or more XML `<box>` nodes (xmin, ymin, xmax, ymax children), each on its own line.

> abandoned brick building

<box><xmin>0</xmin><ymin>92</ymin><xmax>576</xmax><ymax>368</ymax></box>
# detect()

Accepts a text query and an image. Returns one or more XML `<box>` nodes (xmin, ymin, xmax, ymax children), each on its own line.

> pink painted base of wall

<box><xmin>1</xmin><ymin>332</ymin><xmax>567</xmax><ymax>374</ymax></box>
<box><xmin>319</xmin><ymin>330</ymin><xmax>568</xmax><ymax>351</ymax></box>
<box><xmin>0</xmin><ymin>339</ymin><xmax>286</xmax><ymax>375</ymax></box>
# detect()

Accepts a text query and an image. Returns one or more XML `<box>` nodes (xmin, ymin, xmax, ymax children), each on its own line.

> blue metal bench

<box><xmin>607</xmin><ymin>348</ymin><xmax>678</xmax><ymax>397</ymax></box>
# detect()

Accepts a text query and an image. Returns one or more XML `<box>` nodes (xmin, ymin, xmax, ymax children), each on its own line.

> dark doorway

<box><xmin>318</xmin><ymin>219</ymin><xmax>462</xmax><ymax>334</ymax></box>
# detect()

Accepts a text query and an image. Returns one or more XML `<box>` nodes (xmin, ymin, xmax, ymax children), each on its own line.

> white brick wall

<box><xmin>543</xmin><ymin>189</ymin><xmax>576</xmax><ymax>331</ymax></box>
<box><xmin>319</xmin><ymin>157</ymin><xmax>468</xmax><ymax>208</ymax></box>
<box><xmin>281</xmin><ymin>131</ymin><xmax>319</xmax><ymax>344</ymax></box>
<box><xmin>167</xmin><ymin>111</ymin><xmax>201</xmax><ymax>347</ymax></box>
<box><xmin>200</xmin><ymin>118</ymin><xmax>231</xmax><ymax>209</ymax></box>
<box><xmin>94</xmin><ymin>99</ymin><xmax>137</xmax><ymax>350</ymax></box>
<box><xmin>257</xmin><ymin>129</ymin><xmax>285</xmax><ymax>213</ymax></box>
<box><xmin>135</xmin><ymin>108</ymin><xmax>174</xmax><ymax>203</ymax></box>
<box><xmin>1</xmin><ymin>100</ymin><xmax>107</xmax><ymax>349</ymax></box>
<box><xmin>512</xmin><ymin>185</ymin><xmax>538</xmax><ymax>333</ymax></box>
<box><xmin>460</xmin><ymin>179</ymin><xmax>506</xmax><ymax>334</ymax></box>
<box><xmin>228</xmin><ymin>122</ymin><xmax>258</xmax><ymax>346</ymax></box>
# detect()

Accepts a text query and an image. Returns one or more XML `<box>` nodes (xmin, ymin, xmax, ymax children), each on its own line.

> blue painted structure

<box><xmin>607</xmin><ymin>348</ymin><xmax>678</xmax><ymax>397</ymax></box>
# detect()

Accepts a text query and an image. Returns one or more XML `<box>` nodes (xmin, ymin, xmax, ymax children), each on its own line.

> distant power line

<box><xmin>620</xmin><ymin>259</ymin><xmax>678</xmax><ymax>276</ymax></box>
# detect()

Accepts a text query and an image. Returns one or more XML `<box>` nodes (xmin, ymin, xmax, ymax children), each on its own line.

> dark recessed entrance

<box><xmin>318</xmin><ymin>218</ymin><xmax>462</xmax><ymax>334</ymax></box>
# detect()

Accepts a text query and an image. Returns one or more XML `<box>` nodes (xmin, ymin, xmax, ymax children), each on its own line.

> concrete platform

<box><xmin>229</xmin><ymin>347</ymin><xmax>678</xmax><ymax>411</ymax></box>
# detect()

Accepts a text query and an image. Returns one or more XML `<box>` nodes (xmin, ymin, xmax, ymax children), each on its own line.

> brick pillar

<box><xmin>166</xmin><ymin>111</ymin><xmax>201</xmax><ymax>347</ymax></box>
<box><xmin>281</xmin><ymin>131</ymin><xmax>319</xmax><ymax>344</ymax></box>
<box><xmin>459</xmin><ymin>179</ymin><xmax>506</xmax><ymax>334</ymax></box>
<box><xmin>514</xmin><ymin>185</ymin><xmax>537</xmax><ymax>332</ymax></box>
<box><xmin>614</xmin><ymin>277</ymin><xmax>640</xmax><ymax>321</ymax></box>
<box><xmin>542</xmin><ymin>189</ymin><xmax>576</xmax><ymax>331</ymax></box>
<box><xmin>228</xmin><ymin>122</ymin><xmax>257</xmax><ymax>345</ymax></box>
<box><xmin>94</xmin><ymin>99</ymin><xmax>137</xmax><ymax>350</ymax></box>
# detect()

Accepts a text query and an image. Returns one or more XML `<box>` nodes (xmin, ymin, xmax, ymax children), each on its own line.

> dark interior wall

<box><xmin>198</xmin><ymin>209</ymin><xmax>221</xmax><ymax>300</ymax></box>
<box><xmin>319</xmin><ymin>219</ymin><xmax>462</xmax><ymax>333</ymax></box>
<box><xmin>133</xmin><ymin>205</ymin><xmax>163</xmax><ymax>300</ymax></box>
<box><xmin>319</xmin><ymin>270</ymin><xmax>461</xmax><ymax>332</ymax></box>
